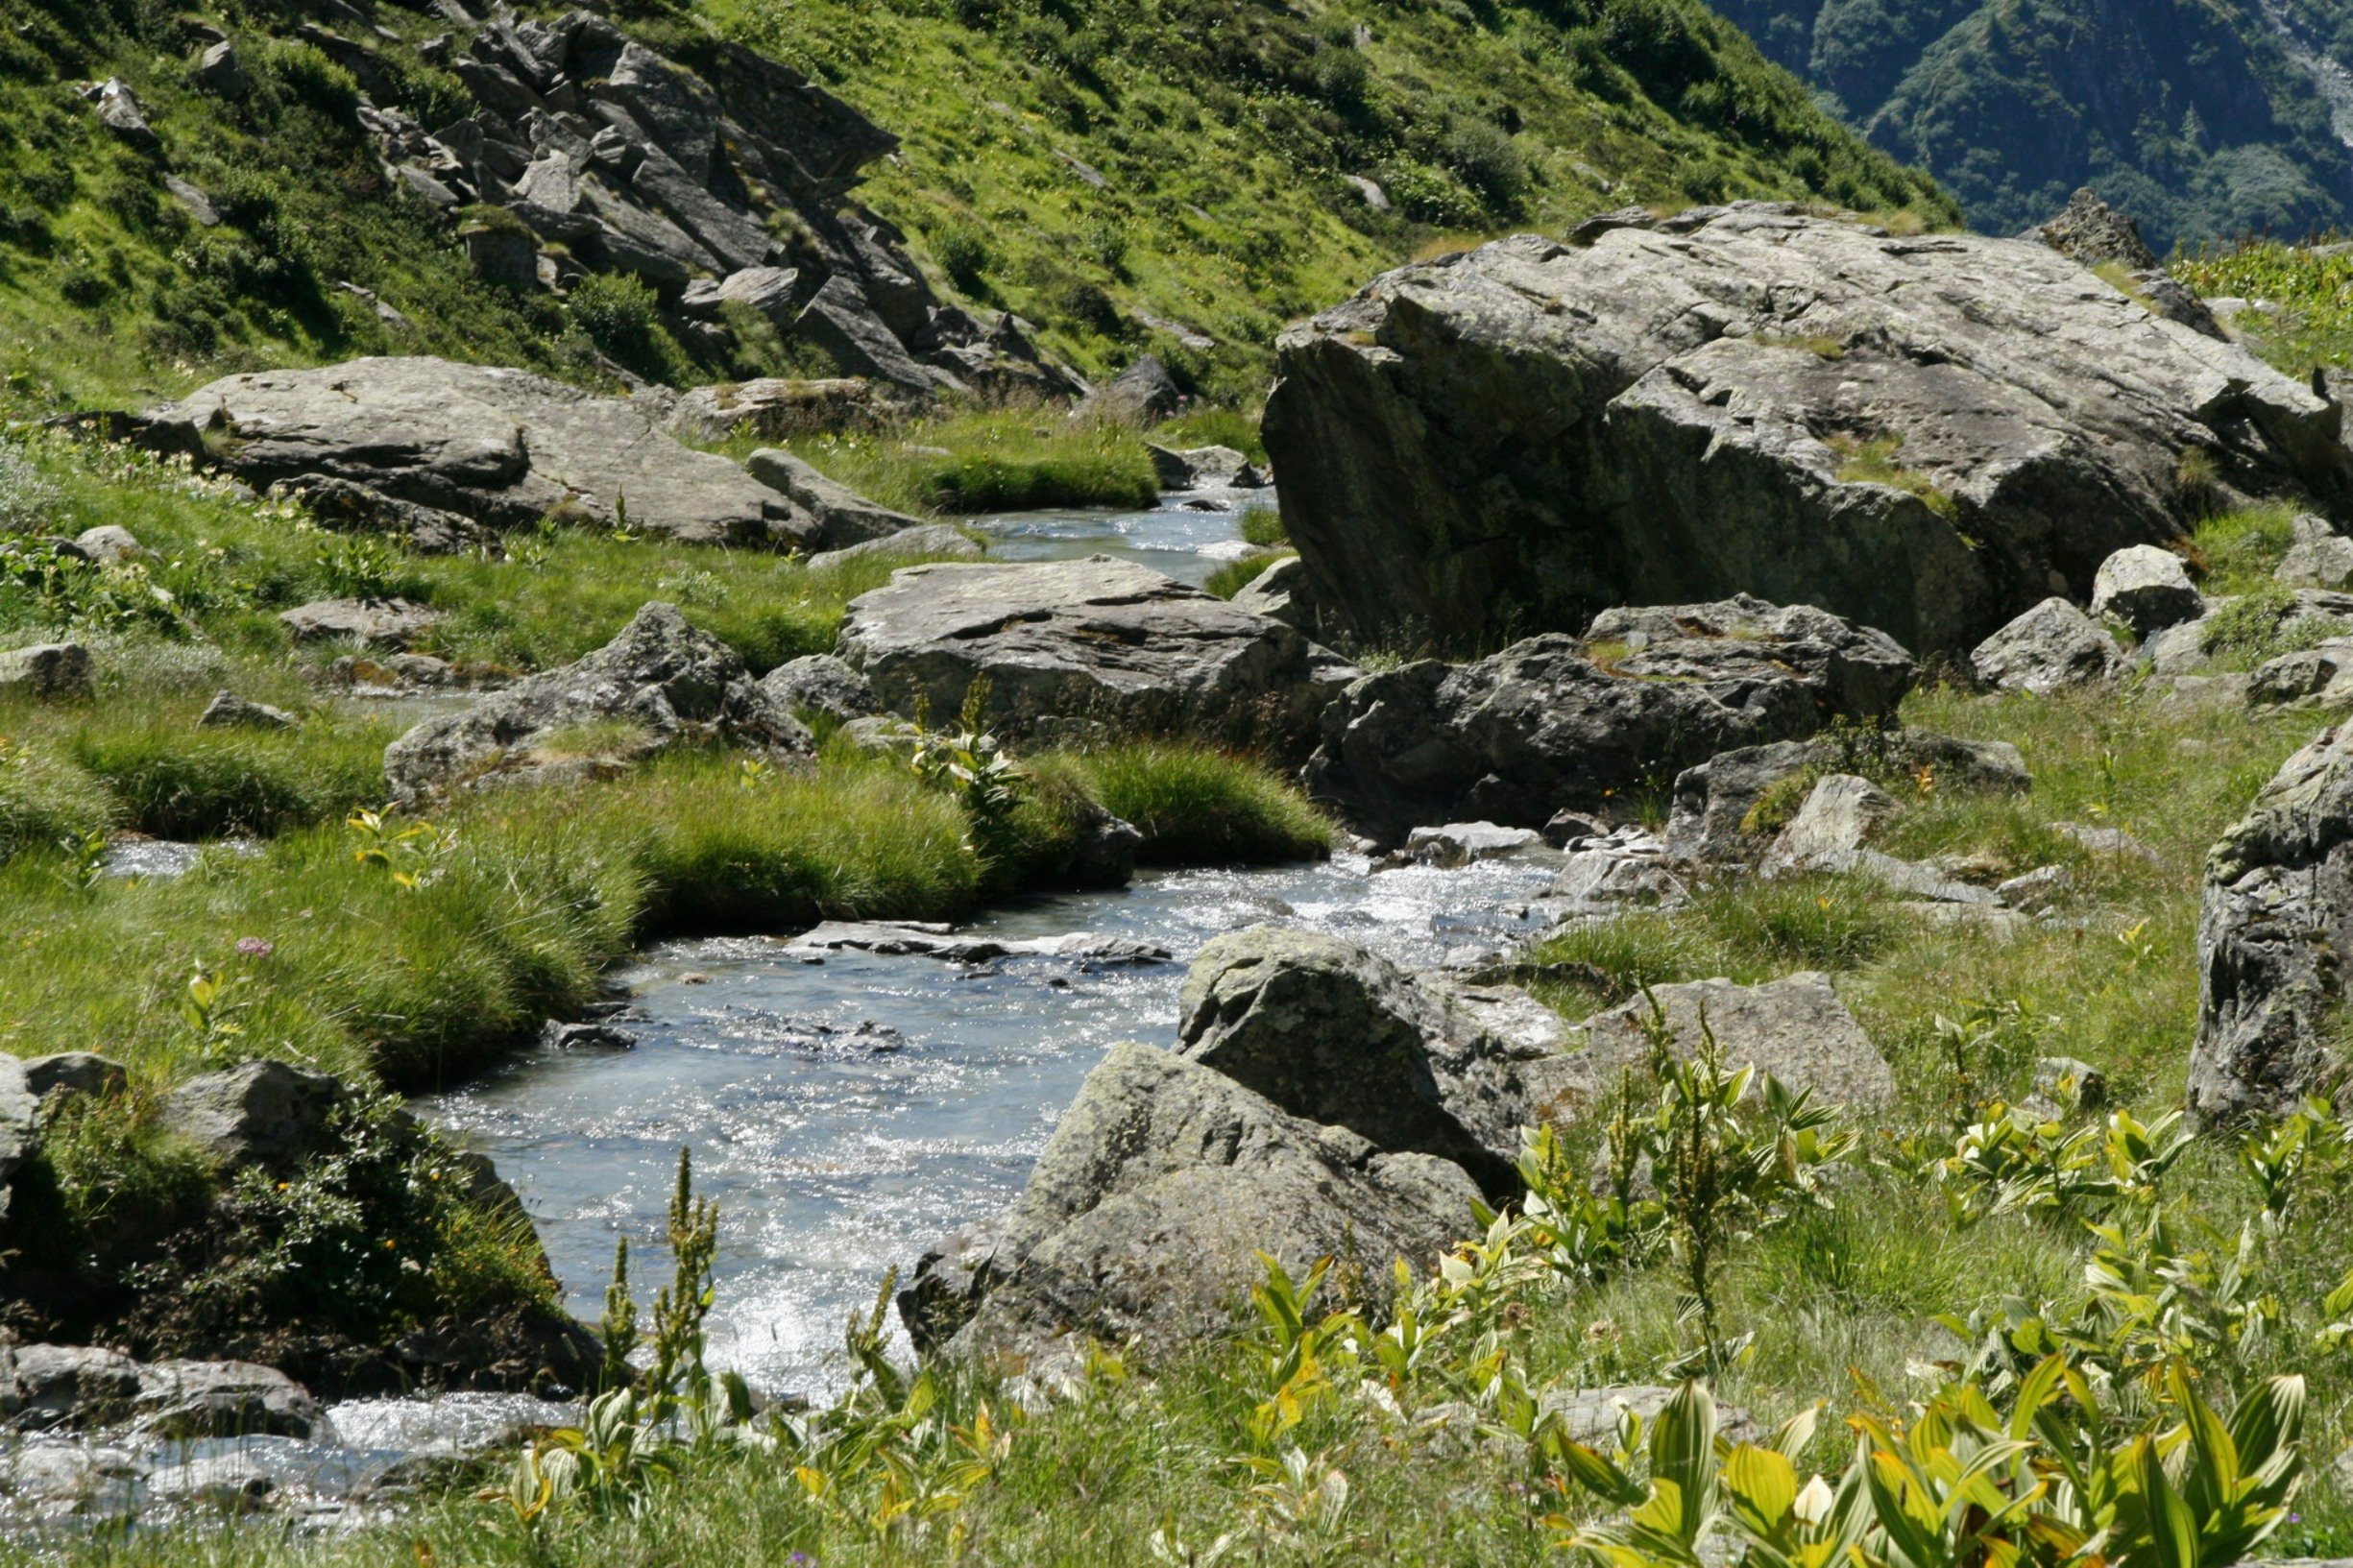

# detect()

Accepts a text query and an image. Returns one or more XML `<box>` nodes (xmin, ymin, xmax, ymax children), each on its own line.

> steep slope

<box><xmin>0</xmin><ymin>0</ymin><xmax>1949</xmax><ymax>413</ymax></box>
<box><xmin>1712</xmin><ymin>0</ymin><xmax>2353</xmax><ymax>250</ymax></box>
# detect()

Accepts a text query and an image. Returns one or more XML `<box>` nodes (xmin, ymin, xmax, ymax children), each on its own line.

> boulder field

<box><xmin>1264</xmin><ymin>202</ymin><xmax>2351</xmax><ymax>657</ymax></box>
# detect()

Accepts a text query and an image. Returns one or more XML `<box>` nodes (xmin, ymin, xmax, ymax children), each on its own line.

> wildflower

<box><xmin>1793</xmin><ymin>1474</ymin><xmax>1834</xmax><ymax>1526</ymax></box>
<box><xmin>235</xmin><ymin>936</ymin><xmax>274</xmax><ymax>958</ymax></box>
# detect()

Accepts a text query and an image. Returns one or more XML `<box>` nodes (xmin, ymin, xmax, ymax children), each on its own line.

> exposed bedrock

<box><xmin>1264</xmin><ymin>203</ymin><xmax>2352</xmax><ymax>656</ymax></box>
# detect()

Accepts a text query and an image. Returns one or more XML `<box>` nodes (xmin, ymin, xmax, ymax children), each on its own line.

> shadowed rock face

<box><xmin>1265</xmin><ymin>203</ymin><xmax>2353</xmax><ymax>656</ymax></box>
<box><xmin>2192</xmin><ymin>723</ymin><xmax>2353</xmax><ymax>1123</ymax></box>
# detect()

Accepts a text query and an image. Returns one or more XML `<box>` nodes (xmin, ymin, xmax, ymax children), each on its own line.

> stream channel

<box><xmin>6</xmin><ymin>484</ymin><xmax>1572</xmax><ymax>1524</ymax></box>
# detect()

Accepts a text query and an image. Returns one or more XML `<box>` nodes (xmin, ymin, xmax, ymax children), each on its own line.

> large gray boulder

<box><xmin>1305</xmin><ymin>594</ymin><xmax>1914</xmax><ymax>845</ymax></box>
<box><xmin>1970</xmin><ymin>597</ymin><xmax>2124</xmax><ymax>693</ymax></box>
<box><xmin>387</xmin><ymin>602</ymin><xmax>813</xmax><ymax>800</ymax></box>
<box><xmin>836</xmin><ymin>557</ymin><xmax>1360</xmax><ymax>759</ymax></box>
<box><xmin>1567</xmin><ymin>974</ymin><xmax>1897</xmax><ymax>1123</ymax></box>
<box><xmin>2191</xmin><ymin>723</ymin><xmax>2353</xmax><ymax>1122</ymax></box>
<box><xmin>1175</xmin><ymin>927</ymin><xmax>1561</xmax><ymax>1196</ymax></box>
<box><xmin>930</xmin><ymin>1044</ymin><xmax>1481</xmax><ymax>1367</ymax></box>
<box><xmin>1265</xmin><ymin>205</ymin><xmax>2352</xmax><ymax>657</ymax></box>
<box><xmin>139</xmin><ymin>358</ymin><xmax>820</xmax><ymax>548</ymax></box>
<box><xmin>163</xmin><ymin>1059</ymin><xmax>347</xmax><ymax>1170</ymax></box>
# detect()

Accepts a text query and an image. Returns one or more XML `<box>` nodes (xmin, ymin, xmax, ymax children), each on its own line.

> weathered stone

<box><xmin>1663</xmin><ymin>730</ymin><xmax>2026</xmax><ymax>865</ymax></box>
<box><xmin>24</xmin><ymin>1052</ymin><xmax>126</xmax><ymax>1102</ymax></box>
<box><xmin>1306</xmin><ymin>594</ymin><xmax>1913</xmax><ymax>845</ymax></box>
<box><xmin>194</xmin><ymin>39</ymin><xmax>251</xmax><ymax>98</ymax></box>
<box><xmin>140</xmin><ymin>357</ymin><xmax>813</xmax><ymax>547</ymax></box>
<box><xmin>2192</xmin><ymin>723</ymin><xmax>2353</xmax><ymax>1122</ymax></box>
<box><xmin>2091</xmin><ymin>544</ymin><xmax>2201</xmax><ymax>638</ymax></box>
<box><xmin>462</xmin><ymin>224</ymin><xmax>539</xmax><ymax>289</ymax></box>
<box><xmin>837</xmin><ymin>557</ymin><xmax>1360</xmax><ymax>760</ymax></box>
<box><xmin>1397</xmin><ymin>822</ymin><xmax>1541</xmax><ymax>867</ymax></box>
<box><xmin>678</xmin><ymin>266</ymin><xmax>799</xmax><ymax>322</ymax></box>
<box><xmin>3</xmin><ymin>1345</ymin><xmax>142</xmax><ymax>1432</ymax></box>
<box><xmin>1146</xmin><ymin>444</ymin><xmax>1250</xmax><ymax>490</ymax></box>
<box><xmin>198</xmin><ymin>691</ymin><xmax>298</xmax><ymax>732</ymax></box>
<box><xmin>2145</xmin><ymin>615</ymin><xmax>2218</xmax><ymax>676</ymax></box>
<box><xmin>744</xmin><ymin>449</ymin><xmax>926</xmax><ymax>549</ymax></box>
<box><xmin>1565</xmin><ymin>974</ymin><xmax>1896</xmax><ymax>1125</ymax></box>
<box><xmin>385</xmin><ymin>602</ymin><xmax>813</xmax><ymax>800</ymax></box>
<box><xmin>937</xmin><ymin>1043</ymin><xmax>1481</xmax><ymax>1367</ymax></box>
<box><xmin>73</xmin><ymin>526</ymin><xmax>141</xmax><ymax>564</ymax></box>
<box><xmin>2276</xmin><ymin>515</ymin><xmax>2353</xmax><ymax>591</ymax></box>
<box><xmin>134</xmin><ymin>1361</ymin><xmax>323</xmax><ymax>1439</ymax></box>
<box><xmin>1996</xmin><ymin>865</ymin><xmax>2073</xmax><ymax>911</ymax></box>
<box><xmin>2026</xmin><ymin>186</ymin><xmax>2157</xmax><ymax>271</ymax></box>
<box><xmin>163</xmin><ymin>1059</ymin><xmax>347</xmax><ymax>1170</ymax></box>
<box><xmin>1540</xmin><ymin>1385</ymin><xmax>1760</xmax><ymax>1448</ymax></box>
<box><xmin>796</xmin><ymin>276</ymin><xmax>950</xmax><ymax>396</ymax></box>
<box><xmin>663</xmin><ymin>377</ymin><xmax>869</xmax><ymax>443</ymax></box>
<box><xmin>162</xmin><ymin>175</ymin><xmax>220</xmax><ymax>228</ymax></box>
<box><xmin>0</xmin><ymin>642</ymin><xmax>94</xmax><ymax>700</ymax></box>
<box><xmin>1542</xmin><ymin>827</ymin><xmax>1688</xmax><ymax>914</ymax></box>
<box><xmin>2050</xmin><ymin>821</ymin><xmax>2160</xmax><ymax>863</ymax></box>
<box><xmin>761</xmin><ymin>653</ymin><xmax>880</xmax><ymax>723</ymax></box>
<box><xmin>2247</xmin><ymin>640</ymin><xmax>2353</xmax><ymax>710</ymax></box>
<box><xmin>279</xmin><ymin>597</ymin><xmax>441</xmax><ymax>649</ymax></box>
<box><xmin>806</xmin><ymin>524</ymin><xmax>980</xmax><ymax>573</ymax></box>
<box><xmin>1266</xmin><ymin>206</ymin><xmax>2351</xmax><ymax>656</ymax></box>
<box><xmin>1971</xmin><ymin>597</ymin><xmax>2123</xmax><ymax>693</ymax></box>
<box><xmin>275</xmin><ymin>473</ymin><xmax>498</xmax><ymax>555</ymax></box>
<box><xmin>1073</xmin><ymin>354</ymin><xmax>1182</xmax><ymax>425</ymax></box>
<box><xmin>1230</xmin><ymin>555</ymin><xmax>1309</xmax><ymax>629</ymax></box>
<box><xmin>1175</xmin><ymin>927</ymin><xmax>1564</xmax><ymax>1195</ymax></box>
<box><xmin>2033</xmin><ymin>1055</ymin><xmax>2107</xmax><ymax>1113</ymax></box>
<box><xmin>90</xmin><ymin>80</ymin><xmax>156</xmax><ymax>146</ymax></box>
<box><xmin>1764</xmin><ymin>774</ymin><xmax>1896</xmax><ymax>873</ymax></box>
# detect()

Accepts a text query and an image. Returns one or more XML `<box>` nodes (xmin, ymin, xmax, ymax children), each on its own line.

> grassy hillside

<box><xmin>0</xmin><ymin>0</ymin><xmax>1950</xmax><ymax>416</ymax></box>
<box><xmin>1710</xmin><ymin>0</ymin><xmax>2353</xmax><ymax>251</ymax></box>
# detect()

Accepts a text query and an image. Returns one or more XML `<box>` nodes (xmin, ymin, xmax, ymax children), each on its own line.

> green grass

<box><xmin>1055</xmin><ymin>741</ymin><xmax>1335</xmax><ymax>865</ymax></box>
<box><xmin>1202</xmin><ymin>553</ymin><xmax>1281</xmax><ymax>599</ymax></box>
<box><xmin>2195</xmin><ymin>501</ymin><xmax>2299</xmax><ymax>595</ymax></box>
<box><xmin>2179</xmin><ymin>240</ymin><xmax>2353</xmax><ymax>379</ymax></box>
<box><xmin>763</xmin><ymin>407</ymin><xmax>1160</xmax><ymax>516</ymax></box>
<box><xmin>1828</xmin><ymin>431</ymin><xmax>1958</xmax><ymax>520</ymax></box>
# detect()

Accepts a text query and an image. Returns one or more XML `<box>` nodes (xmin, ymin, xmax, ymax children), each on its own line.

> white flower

<box><xmin>1793</xmin><ymin>1474</ymin><xmax>1834</xmax><ymax>1527</ymax></box>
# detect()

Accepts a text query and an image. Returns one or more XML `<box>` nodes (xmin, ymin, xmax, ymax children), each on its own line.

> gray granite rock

<box><xmin>0</xmin><ymin>642</ymin><xmax>93</xmax><ymax>700</ymax></box>
<box><xmin>1970</xmin><ymin>597</ymin><xmax>2123</xmax><ymax>693</ymax></box>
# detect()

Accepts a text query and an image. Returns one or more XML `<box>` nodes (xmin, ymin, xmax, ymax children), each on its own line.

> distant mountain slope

<box><xmin>0</xmin><ymin>0</ymin><xmax>1949</xmax><ymax>412</ymax></box>
<box><xmin>1710</xmin><ymin>0</ymin><xmax>2353</xmax><ymax>251</ymax></box>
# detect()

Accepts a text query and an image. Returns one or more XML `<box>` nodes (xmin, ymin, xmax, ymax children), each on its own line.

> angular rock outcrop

<box><xmin>761</xmin><ymin>653</ymin><xmax>880</xmax><ymax>722</ymax></box>
<box><xmin>2091</xmin><ymin>545</ymin><xmax>2201</xmax><ymax>638</ymax></box>
<box><xmin>1971</xmin><ymin>597</ymin><xmax>2124</xmax><ymax>693</ymax></box>
<box><xmin>744</xmin><ymin>448</ymin><xmax>926</xmax><ymax>549</ymax></box>
<box><xmin>2191</xmin><ymin>723</ymin><xmax>2353</xmax><ymax>1122</ymax></box>
<box><xmin>1266</xmin><ymin>204</ymin><xmax>2351</xmax><ymax>656</ymax></box>
<box><xmin>924</xmin><ymin>1043</ymin><xmax>1481</xmax><ymax>1366</ymax></box>
<box><xmin>1305</xmin><ymin>594</ymin><xmax>1914</xmax><ymax>844</ymax></box>
<box><xmin>163</xmin><ymin>1059</ymin><xmax>348</xmax><ymax>1171</ymax></box>
<box><xmin>143</xmin><ymin>358</ymin><xmax>815</xmax><ymax>548</ymax></box>
<box><xmin>837</xmin><ymin>557</ymin><xmax>1360</xmax><ymax>759</ymax></box>
<box><xmin>806</xmin><ymin>524</ymin><xmax>981</xmax><ymax>574</ymax></box>
<box><xmin>1230</xmin><ymin>555</ymin><xmax>1309</xmax><ymax>629</ymax></box>
<box><xmin>1175</xmin><ymin>927</ymin><xmax>1561</xmax><ymax>1196</ymax></box>
<box><xmin>386</xmin><ymin>602</ymin><xmax>813</xmax><ymax>799</ymax></box>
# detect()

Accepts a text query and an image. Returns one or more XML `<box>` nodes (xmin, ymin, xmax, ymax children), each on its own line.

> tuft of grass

<box><xmin>2198</xmin><ymin>584</ymin><xmax>2350</xmax><ymax>667</ymax></box>
<box><xmin>2193</xmin><ymin>502</ymin><xmax>2297</xmax><ymax>595</ymax></box>
<box><xmin>1201</xmin><ymin>553</ymin><xmax>1281</xmax><ymax>599</ymax></box>
<box><xmin>1827</xmin><ymin>431</ymin><xmax>1959</xmax><ymax>520</ymax></box>
<box><xmin>1058</xmin><ymin>741</ymin><xmax>1334</xmax><ymax>865</ymax></box>
<box><xmin>1239</xmin><ymin>503</ymin><xmax>1287</xmax><ymax>548</ymax></box>
<box><xmin>0</xmin><ymin>738</ymin><xmax>115</xmax><ymax>858</ymax></box>
<box><xmin>65</xmin><ymin>715</ymin><xmax>389</xmax><ymax>839</ymax></box>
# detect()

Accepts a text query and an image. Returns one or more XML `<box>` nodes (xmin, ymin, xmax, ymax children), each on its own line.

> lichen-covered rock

<box><xmin>198</xmin><ymin>691</ymin><xmax>298</xmax><ymax>732</ymax></box>
<box><xmin>1763</xmin><ymin>774</ymin><xmax>1896</xmax><ymax>872</ymax></box>
<box><xmin>1266</xmin><ymin>205</ymin><xmax>2350</xmax><ymax>656</ymax></box>
<box><xmin>1146</xmin><ymin>444</ymin><xmax>1250</xmax><ymax>489</ymax></box>
<box><xmin>386</xmin><ymin>602</ymin><xmax>813</xmax><ymax>799</ymax></box>
<box><xmin>2191</xmin><ymin>723</ymin><xmax>2353</xmax><ymax>1122</ymax></box>
<box><xmin>2091</xmin><ymin>545</ymin><xmax>2201</xmax><ymax>638</ymax></box>
<box><xmin>140</xmin><ymin>358</ymin><xmax>819</xmax><ymax>547</ymax></box>
<box><xmin>1074</xmin><ymin>354</ymin><xmax>1182</xmax><ymax>425</ymax></box>
<box><xmin>1662</xmin><ymin>730</ymin><xmax>2026</xmax><ymax>865</ymax></box>
<box><xmin>1306</xmin><ymin>594</ymin><xmax>1913</xmax><ymax>845</ymax></box>
<box><xmin>761</xmin><ymin>653</ymin><xmax>881</xmax><ymax>723</ymax></box>
<box><xmin>23</xmin><ymin>1052</ymin><xmax>126</xmax><ymax>1102</ymax></box>
<box><xmin>1230</xmin><ymin>555</ymin><xmax>1310</xmax><ymax>629</ymax></box>
<box><xmin>1970</xmin><ymin>597</ymin><xmax>2123</xmax><ymax>693</ymax></box>
<box><xmin>837</xmin><ymin>557</ymin><xmax>1359</xmax><ymax>760</ymax></box>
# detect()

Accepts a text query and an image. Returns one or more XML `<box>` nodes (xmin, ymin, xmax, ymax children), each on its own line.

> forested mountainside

<box><xmin>0</xmin><ymin>0</ymin><xmax>1949</xmax><ymax>414</ymax></box>
<box><xmin>1710</xmin><ymin>0</ymin><xmax>2353</xmax><ymax>252</ymax></box>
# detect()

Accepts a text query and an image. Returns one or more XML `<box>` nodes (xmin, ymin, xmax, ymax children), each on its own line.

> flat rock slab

<box><xmin>1267</xmin><ymin>204</ymin><xmax>2352</xmax><ymax>656</ymax></box>
<box><xmin>1555</xmin><ymin>973</ymin><xmax>1896</xmax><ymax>1126</ymax></box>
<box><xmin>788</xmin><ymin>921</ymin><xmax>1170</xmax><ymax>965</ymax></box>
<box><xmin>279</xmin><ymin>597</ymin><xmax>441</xmax><ymax>649</ymax></box>
<box><xmin>837</xmin><ymin>556</ymin><xmax>1360</xmax><ymax>759</ymax></box>
<box><xmin>141</xmin><ymin>357</ymin><xmax>815</xmax><ymax>547</ymax></box>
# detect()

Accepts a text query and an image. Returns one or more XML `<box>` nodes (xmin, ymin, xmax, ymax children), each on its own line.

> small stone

<box><xmin>198</xmin><ymin>691</ymin><xmax>298</xmax><ymax>731</ymax></box>
<box><xmin>163</xmin><ymin>1059</ymin><xmax>348</xmax><ymax>1170</ymax></box>
<box><xmin>91</xmin><ymin>79</ymin><xmax>157</xmax><ymax>146</ymax></box>
<box><xmin>1995</xmin><ymin>864</ymin><xmax>2072</xmax><ymax>911</ymax></box>
<box><xmin>1970</xmin><ymin>598</ymin><xmax>2122</xmax><ymax>693</ymax></box>
<box><xmin>73</xmin><ymin>525</ymin><xmax>141</xmax><ymax>563</ymax></box>
<box><xmin>1541</xmin><ymin>809</ymin><xmax>1611</xmax><ymax>849</ymax></box>
<box><xmin>2049</xmin><ymin>821</ymin><xmax>2161</xmax><ymax>864</ymax></box>
<box><xmin>162</xmin><ymin>175</ymin><xmax>220</xmax><ymax>227</ymax></box>
<box><xmin>2276</xmin><ymin>514</ymin><xmax>2353</xmax><ymax>591</ymax></box>
<box><xmin>541</xmin><ymin>1021</ymin><xmax>636</xmax><ymax>1050</ymax></box>
<box><xmin>194</xmin><ymin>39</ymin><xmax>251</xmax><ymax>98</ymax></box>
<box><xmin>0</xmin><ymin>642</ymin><xmax>94</xmax><ymax>700</ymax></box>
<box><xmin>760</xmin><ymin>654</ymin><xmax>880</xmax><ymax>723</ymax></box>
<box><xmin>1399</xmin><ymin>822</ymin><xmax>1541</xmax><ymax>867</ymax></box>
<box><xmin>2033</xmin><ymin>1055</ymin><xmax>2107</xmax><ymax>1112</ymax></box>
<box><xmin>279</xmin><ymin>597</ymin><xmax>441</xmax><ymax>649</ymax></box>
<box><xmin>805</xmin><ymin>523</ymin><xmax>981</xmax><ymax>573</ymax></box>
<box><xmin>1764</xmin><ymin>774</ymin><xmax>1896</xmax><ymax>872</ymax></box>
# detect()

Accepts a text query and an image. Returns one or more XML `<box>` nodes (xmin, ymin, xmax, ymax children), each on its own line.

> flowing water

<box><xmin>963</xmin><ymin>484</ymin><xmax>1274</xmax><ymax>587</ymax></box>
